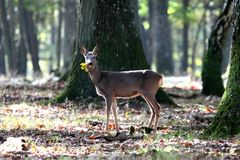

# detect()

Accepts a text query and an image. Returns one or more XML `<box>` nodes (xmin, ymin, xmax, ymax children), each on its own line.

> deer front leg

<box><xmin>112</xmin><ymin>98</ymin><xmax>120</xmax><ymax>133</ymax></box>
<box><xmin>105</xmin><ymin>96</ymin><xmax>113</xmax><ymax>132</ymax></box>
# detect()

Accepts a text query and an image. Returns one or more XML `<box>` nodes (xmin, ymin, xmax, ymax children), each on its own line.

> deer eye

<box><xmin>93</xmin><ymin>56</ymin><xmax>96</xmax><ymax>59</ymax></box>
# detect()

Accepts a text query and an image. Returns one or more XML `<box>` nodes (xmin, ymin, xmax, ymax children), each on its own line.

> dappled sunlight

<box><xmin>0</xmin><ymin>79</ymin><xmax>238</xmax><ymax>159</ymax></box>
<box><xmin>0</xmin><ymin>0</ymin><xmax>238</xmax><ymax>159</ymax></box>
<box><xmin>163</xmin><ymin>76</ymin><xmax>202</xmax><ymax>90</ymax></box>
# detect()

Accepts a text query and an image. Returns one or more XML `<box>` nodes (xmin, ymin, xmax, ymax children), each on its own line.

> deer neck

<box><xmin>89</xmin><ymin>63</ymin><xmax>102</xmax><ymax>85</ymax></box>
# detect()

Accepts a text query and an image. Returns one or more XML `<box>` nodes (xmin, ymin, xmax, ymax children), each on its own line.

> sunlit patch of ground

<box><xmin>0</xmin><ymin>79</ymin><xmax>239</xmax><ymax>159</ymax></box>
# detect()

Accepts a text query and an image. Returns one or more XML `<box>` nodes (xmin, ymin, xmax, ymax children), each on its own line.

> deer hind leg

<box><xmin>105</xmin><ymin>96</ymin><xmax>113</xmax><ymax>132</ymax></box>
<box><xmin>142</xmin><ymin>96</ymin><xmax>155</xmax><ymax>128</ymax></box>
<box><xmin>112</xmin><ymin>98</ymin><xmax>120</xmax><ymax>133</ymax></box>
<box><xmin>143</xmin><ymin>94</ymin><xmax>161</xmax><ymax>133</ymax></box>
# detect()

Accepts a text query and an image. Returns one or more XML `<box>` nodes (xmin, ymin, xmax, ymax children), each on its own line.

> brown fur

<box><xmin>81</xmin><ymin>46</ymin><xmax>163</xmax><ymax>134</ymax></box>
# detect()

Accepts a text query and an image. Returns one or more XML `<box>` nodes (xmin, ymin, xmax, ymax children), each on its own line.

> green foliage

<box><xmin>169</xmin><ymin>1</ymin><xmax>206</xmax><ymax>28</ymax></box>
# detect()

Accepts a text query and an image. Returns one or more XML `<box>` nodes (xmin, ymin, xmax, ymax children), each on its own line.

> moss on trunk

<box><xmin>56</xmin><ymin>0</ymin><xmax>174</xmax><ymax>105</ymax></box>
<box><xmin>201</xmin><ymin>49</ymin><xmax>224</xmax><ymax>96</ymax></box>
<box><xmin>204</xmin><ymin>0</ymin><xmax>240</xmax><ymax>138</ymax></box>
<box><xmin>201</xmin><ymin>0</ymin><xmax>233</xmax><ymax>96</ymax></box>
<box><xmin>56</xmin><ymin>53</ymin><xmax>96</xmax><ymax>102</ymax></box>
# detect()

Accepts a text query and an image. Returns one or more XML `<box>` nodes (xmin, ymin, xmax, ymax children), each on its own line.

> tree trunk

<box><xmin>8</xmin><ymin>0</ymin><xmax>18</xmax><ymax>73</ymax></box>
<box><xmin>26</xmin><ymin>11</ymin><xmax>41</xmax><ymax>76</ymax></box>
<box><xmin>151</xmin><ymin>0</ymin><xmax>174</xmax><ymax>75</ymax></box>
<box><xmin>0</xmin><ymin>27</ymin><xmax>6</xmax><ymax>75</ymax></box>
<box><xmin>0</xmin><ymin>0</ymin><xmax>17</xmax><ymax>74</ymax></box>
<box><xmin>181</xmin><ymin>0</ymin><xmax>189</xmax><ymax>73</ymax></box>
<box><xmin>18</xmin><ymin>18</ymin><xmax>27</xmax><ymax>76</ymax></box>
<box><xmin>49</xmin><ymin>25</ymin><xmax>55</xmax><ymax>73</ymax></box>
<box><xmin>17</xmin><ymin>35</ymin><xmax>27</xmax><ymax>76</ymax></box>
<box><xmin>201</xmin><ymin>0</ymin><xmax>233</xmax><ymax>96</ymax></box>
<box><xmin>8</xmin><ymin>0</ymin><xmax>15</xmax><ymax>42</ymax></box>
<box><xmin>49</xmin><ymin>4</ymin><xmax>56</xmax><ymax>73</ymax></box>
<box><xmin>139</xmin><ymin>17</ymin><xmax>150</xmax><ymax>65</ymax></box>
<box><xmin>18</xmin><ymin>0</ymin><xmax>41</xmax><ymax>76</ymax></box>
<box><xmin>57</xmin><ymin>0</ymin><xmax>174</xmax><ymax>105</ymax></box>
<box><xmin>147</xmin><ymin>0</ymin><xmax>153</xmax><ymax>65</ymax></box>
<box><xmin>202</xmin><ymin>1</ymin><xmax>208</xmax><ymax>56</ymax></box>
<box><xmin>56</xmin><ymin>1</ymin><xmax>63</xmax><ymax>70</ymax></box>
<box><xmin>204</xmin><ymin>0</ymin><xmax>240</xmax><ymax>138</ymax></box>
<box><xmin>63</xmin><ymin>0</ymin><xmax>77</xmax><ymax>70</ymax></box>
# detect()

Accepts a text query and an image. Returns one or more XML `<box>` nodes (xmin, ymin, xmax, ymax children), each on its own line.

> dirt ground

<box><xmin>0</xmin><ymin>78</ymin><xmax>239</xmax><ymax>160</ymax></box>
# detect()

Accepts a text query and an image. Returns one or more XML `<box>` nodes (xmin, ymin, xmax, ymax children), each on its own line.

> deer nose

<box><xmin>88</xmin><ymin>62</ymin><xmax>93</xmax><ymax>66</ymax></box>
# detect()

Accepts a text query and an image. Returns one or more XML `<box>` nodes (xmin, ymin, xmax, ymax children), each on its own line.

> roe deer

<box><xmin>80</xmin><ymin>45</ymin><xmax>163</xmax><ymax>134</ymax></box>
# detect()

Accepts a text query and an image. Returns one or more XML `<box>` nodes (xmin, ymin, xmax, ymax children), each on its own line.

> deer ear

<box><xmin>92</xmin><ymin>45</ymin><xmax>99</xmax><ymax>56</ymax></box>
<box><xmin>80</xmin><ymin>46</ymin><xmax>87</xmax><ymax>55</ymax></box>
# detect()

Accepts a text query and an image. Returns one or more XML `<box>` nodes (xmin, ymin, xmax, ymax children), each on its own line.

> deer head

<box><xmin>80</xmin><ymin>45</ymin><xmax>99</xmax><ymax>72</ymax></box>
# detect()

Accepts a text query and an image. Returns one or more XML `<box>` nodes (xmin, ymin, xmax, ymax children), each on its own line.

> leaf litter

<box><xmin>0</xmin><ymin>79</ymin><xmax>240</xmax><ymax>159</ymax></box>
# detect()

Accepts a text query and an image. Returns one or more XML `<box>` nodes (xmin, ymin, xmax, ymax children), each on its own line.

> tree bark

<box><xmin>63</xmin><ymin>0</ymin><xmax>77</xmax><ymax>70</ymax></box>
<box><xmin>201</xmin><ymin>0</ymin><xmax>233</xmax><ymax>96</ymax></box>
<box><xmin>204</xmin><ymin>0</ymin><xmax>240</xmax><ymax>138</ymax></box>
<box><xmin>0</xmin><ymin>0</ymin><xmax>17</xmax><ymax>74</ymax></box>
<box><xmin>18</xmin><ymin>17</ymin><xmax>27</xmax><ymax>76</ymax></box>
<box><xmin>181</xmin><ymin>0</ymin><xmax>189</xmax><ymax>73</ymax></box>
<box><xmin>26</xmin><ymin>11</ymin><xmax>41</xmax><ymax>76</ymax></box>
<box><xmin>57</xmin><ymin>0</ymin><xmax>174</xmax><ymax>105</ymax></box>
<box><xmin>0</xmin><ymin>27</ymin><xmax>6</xmax><ymax>75</ymax></box>
<box><xmin>17</xmin><ymin>35</ymin><xmax>27</xmax><ymax>76</ymax></box>
<box><xmin>57</xmin><ymin>0</ymin><xmax>97</xmax><ymax>101</ymax></box>
<box><xmin>151</xmin><ymin>0</ymin><xmax>174</xmax><ymax>75</ymax></box>
<box><xmin>18</xmin><ymin>0</ymin><xmax>41</xmax><ymax>77</ymax></box>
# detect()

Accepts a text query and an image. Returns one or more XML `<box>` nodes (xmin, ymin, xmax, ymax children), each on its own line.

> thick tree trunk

<box><xmin>0</xmin><ymin>27</ymin><xmax>6</xmax><ymax>75</ymax></box>
<box><xmin>181</xmin><ymin>0</ymin><xmax>189</xmax><ymax>73</ymax></box>
<box><xmin>63</xmin><ymin>0</ymin><xmax>77</xmax><ymax>70</ymax></box>
<box><xmin>0</xmin><ymin>0</ymin><xmax>17</xmax><ymax>74</ymax></box>
<box><xmin>204</xmin><ymin>0</ymin><xmax>240</xmax><ymax>137</ymax></box>
<box><xmin>57</xmin><ymin>0</ymin><xmax>97</xmax><ymax>101</ymax></box>
<box><xmin>201</xmin><ymin>0</ymin><xmax>233</xmax><ymax>96</ymax></box>
<box><xmin>57</xmin><ymin>0</ymin><xmax>174</xmax><ymax>105</ymax></box>
<box><xmin>151</xmin><ymin>0</ymin><xmax>174</xmax><ymax>75</ymax></box>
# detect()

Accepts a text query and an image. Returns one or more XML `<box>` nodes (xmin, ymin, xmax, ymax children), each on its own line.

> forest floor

<box><xmin>0</xmin><ymin>77</ymin><xmax>239</xmax><ymax>160</ymax></box>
